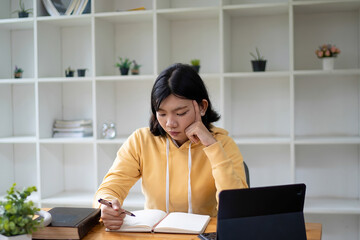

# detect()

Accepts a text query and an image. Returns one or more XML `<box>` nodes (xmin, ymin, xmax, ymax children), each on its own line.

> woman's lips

<box><xmin>169</xmin><ymin>131</ymin><xmax>180</xmax><ymax>137</ymax></box>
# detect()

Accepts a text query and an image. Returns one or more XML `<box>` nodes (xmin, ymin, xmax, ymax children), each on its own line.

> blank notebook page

<box><xmin>120</xmin><ymin>209</ymin><xmax>166</xmax><ymax>230</ymax></box>
<box><xmin>155</xmin><ymin>212</ymin><xmax>210</xmax><ymax>233</ymax></box>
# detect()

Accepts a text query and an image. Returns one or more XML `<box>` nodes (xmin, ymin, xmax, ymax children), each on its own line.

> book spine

<box><xmin>76</xmin><ymin>209</ymin><xmax>101</xmax><ymax>239</ymax></box>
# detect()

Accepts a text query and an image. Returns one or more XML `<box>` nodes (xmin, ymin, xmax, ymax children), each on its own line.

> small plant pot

<box><xmin>131</xmin><ymin>69</ymin><xmax>140</xmax><ymax>75</ymax></box>
<box><xmin>120</xmin><ymin>67</ymin><xmax>130</xmax><ymax>75</ymax></box>
<box><xmin>322</xmin><ymin>57</ymin><xmax>334</xmax><ymax>70</ymax></box>
<box><xmin>14</xmin><ymin>72</ymin><xmax>22</xmax><ymax>78</ymax></box>
<box><xmin>0</xmin><ymin>234</ymin><xmax>32</xmax><ymax>240</ymax></box>
<box><xmin>77</xmin><ymin>69</ymin><xmax>87</xmax><ymax>77</ymax></box>
<box><xmin>251</xmin><ymin>60</ymin><xmax>267</xmax><ymax>72</ymax></box>
<box><xmin>18</xmin><ymin>12</ymin><xmax>29</xmax><ymax>18</ymax></box>
<box><xmin>65</xmin><ymin>71</ymin><xmax>74</xmax><ymax>77</ymax></box>
<box><xmin>192</xmin><ymin>65</ymin><xmax>200</xmax><ymax>73</ymax></box>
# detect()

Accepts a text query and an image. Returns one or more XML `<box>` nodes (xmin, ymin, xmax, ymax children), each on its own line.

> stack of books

<box><xmin>53</xmin><ymin>119</ymin><xmax>93</xmax><ymax>138</ymax></box>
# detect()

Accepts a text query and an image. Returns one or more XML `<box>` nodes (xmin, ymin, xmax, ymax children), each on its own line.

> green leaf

<box><xmin>4</xmin><ymin>222</ymin><xmax>9</xmax><ymax>231</ymax></box>
<box><xmin>9</xmin><ymin>221</ymin><xmax>15</xmax><ymax>230</ymax></box>
<box><xmin>4</xmin><ymin>203</ymin><xmax>12</xmax><ymax>211</ymax></box>
<box><xmin>0</xmin><ymin>183</ymin><xmax>39</xmax><ymax>236</ymax></box>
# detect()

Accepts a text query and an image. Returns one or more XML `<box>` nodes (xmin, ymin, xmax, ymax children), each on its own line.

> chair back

<box><xmin>244</xmin><ymin>161</ymin><xmax>250</xmax><ymax>187</ymax></box>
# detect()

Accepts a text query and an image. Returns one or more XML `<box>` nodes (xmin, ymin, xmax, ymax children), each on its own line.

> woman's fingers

<box><xmin>111</xmin><ymin>199</ymin><xmax>121</xmax><ymax>211</ymax></box>
<box><xmin>103</xmin><ymin>219</ymin><xmax>124</xmax><ymax>230</ymax></box>
<box><xmin>193</xmin><ymin>100</ymin><xmax>202</xmax><ymax>122</ymax></box>
<box><xmin>102</xmin><ymin>211</ymin><xmax>126</xmax><ymax>229</ymax></box>
<box><xmin>100</xmin><ymin>198</ymin><xmax>126</xmax><ymax>229</ymax></box>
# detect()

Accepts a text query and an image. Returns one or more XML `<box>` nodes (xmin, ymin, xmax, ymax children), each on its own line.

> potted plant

<box><xmin>190</xmin><ymin>59</ymin><xmax>200</xmax><ymax>73</ymax></box>
<box><xmin>0</xmin><ymin>183</ymin><xmax>42</xmax><ymax>240</ymax></box>
<box><xmin>250</xmin><ymin>48</ymin><xmax>267</xmax><ymax>72</ymax></box>
<box><xmin>115</xmin><ymin>57</ymin><xmax>132</xmax><ymax>75</ymax></box>
<box><xmin>65</xmin><ymin>66</ymin><xmax>75</xmax><ymax>77</ymax></box>
<box><xmin>14</xmin><ymin>66</ymin><xmax>23</xmax><ymax>79</ymax></box>
<box><xmin>131</xmin><ymin>60</ymin><xmax>141</xmax><ymax>75</ymax></box>
<box><xmin>12</xmin><ymin>0</ymin><xmax>32</xmax><ymax>18</ymax></box>
<box><xmin>77</xmin><ymin>68</ymin><xmax>87</xmax><ymax>77</ymax></box>
<box><xmin>315</xmin><ymin>44</ymin><xmax>340</xmax><ymax>70</ymax></box>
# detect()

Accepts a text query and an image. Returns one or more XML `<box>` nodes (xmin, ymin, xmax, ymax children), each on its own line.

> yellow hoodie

<box><xmin>94</xmin><ymin>126</ymin><xmax>248</xmax><ymax>217</ymax></box>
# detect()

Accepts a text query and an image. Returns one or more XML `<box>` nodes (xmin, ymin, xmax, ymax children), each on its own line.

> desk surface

<box><xmin>83</xmin><ymin>218</ymin><xmax>322</xmax><ymax>240</ymax></box>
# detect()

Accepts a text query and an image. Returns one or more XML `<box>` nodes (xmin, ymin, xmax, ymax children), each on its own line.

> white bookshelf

<box><xmin>0</xmin><ymin>0</ymin><xmax>359</xmax><ymax>239</ymax></box>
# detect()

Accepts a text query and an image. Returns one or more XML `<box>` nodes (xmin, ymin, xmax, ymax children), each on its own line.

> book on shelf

<box><xmin>53</xmin><ymin>119</ymin><xmax>93</xmax><ymax>138</ymax></box>
<box><xmin>32</xmin><ymin>207</ymin><xmax>101</xmax><ymax>240</ymax></box>
<box><xmin>54</xmin><ymin>119</ymin><xmax>92</xmax><ymax>127</ymax></box>
<box><xmin>53</xmin><ymin>126</ymin><xmax>93</xmax><ymax>133</ymax></box>
<box><xmin>53</xmin><ymin>132</ymin><xmax>92</xmax><ymax>138</ymax></box>
<box><xmin>107</xmin><ymin>209</ymin><xmax>210</xmax><ymax>234</ymax></box>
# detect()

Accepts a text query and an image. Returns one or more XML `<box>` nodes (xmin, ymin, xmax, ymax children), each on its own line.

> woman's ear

<box><xmin>199</xmin><ymin>99</ymin><xmax>209</xmax><ymax>116</ymax></box>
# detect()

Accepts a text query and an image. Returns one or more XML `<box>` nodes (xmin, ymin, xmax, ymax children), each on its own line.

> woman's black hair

<box><xmin>149</xmin><ymin>63</ymin><xmax>220</xmax><ymax>136</ymax></box>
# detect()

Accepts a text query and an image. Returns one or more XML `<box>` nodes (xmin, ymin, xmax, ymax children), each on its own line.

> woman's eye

<box><xmin>177</xmin><ymin>111</ymin><xmax>188</xmax><ymax>116</ymax></box>
<box><xmin>157</xmin><ymin>113</ymin><xmax>166</xmax><ymax>117</ymax></box>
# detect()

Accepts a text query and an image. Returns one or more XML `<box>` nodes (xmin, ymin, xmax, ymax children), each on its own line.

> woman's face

<box><xmin>156</xmin><ymin>94</ymin><xmax>197</xmax><ymax>146</ymax></box>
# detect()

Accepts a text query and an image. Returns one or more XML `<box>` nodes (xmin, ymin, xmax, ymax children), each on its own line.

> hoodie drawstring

<box><xmin>166</xmin><ymin>138</ymin><xmax>192</xmax><ymax>213</ymax></box>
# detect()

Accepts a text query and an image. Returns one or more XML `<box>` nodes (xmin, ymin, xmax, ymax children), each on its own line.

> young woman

<box><xmin>94</xmin><ymin>63</ymin><xmax>248</xmax><ymax>230</ymax></box>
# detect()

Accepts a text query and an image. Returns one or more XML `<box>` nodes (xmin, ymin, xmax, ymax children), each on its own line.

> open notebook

<box><xmin>107</xmin><ymin>209</ymin><xmax>210</xmax><ymax>234</ymax></box>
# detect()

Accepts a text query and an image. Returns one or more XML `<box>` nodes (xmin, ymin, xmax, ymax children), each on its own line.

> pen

<box><xmin>98</xmin><ymin>198</ymin><xmax>136</xmax><ymax>217</ymax></box>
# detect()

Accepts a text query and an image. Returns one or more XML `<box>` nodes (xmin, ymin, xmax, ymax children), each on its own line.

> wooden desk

<box><xmin>83</xmin><ymin>218</ymin><xmax>322</xmax><ymax>240</ymax></box>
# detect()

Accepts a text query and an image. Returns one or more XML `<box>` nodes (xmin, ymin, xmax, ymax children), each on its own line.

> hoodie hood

<box><xmin>210</xmin><ymin>126</ymin><xmax>229</xmax><ymax>137</ymax></box>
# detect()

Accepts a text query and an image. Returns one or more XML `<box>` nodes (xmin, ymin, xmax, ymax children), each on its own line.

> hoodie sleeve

<box><xmin>93</xmin><ymin>130</ymin><xmax>142</xmax><ymax>208</ymax></box>
<box><xmin>203</xmin><ymin>136</ymin><xmax>248</xmax><ymax>201</ymax></box>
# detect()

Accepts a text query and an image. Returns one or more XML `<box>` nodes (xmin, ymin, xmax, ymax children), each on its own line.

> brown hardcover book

<box><xmin>32</xmin><ymin>207</ymin><xmax>101</xmax><ymax>239</ymax></box>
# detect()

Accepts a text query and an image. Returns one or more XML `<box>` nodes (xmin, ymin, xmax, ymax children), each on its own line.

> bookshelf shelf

<box><xmin>0</xmin><ymin>136</ymin><xmax>37</xmax><ymax>143</ymax></box>
<box><xmin>0</xmin><ymin>79</ymin><xmax>35</xmax><ymax>84</ymax></box>
<box><xmin>0</xmin><ymin>192</ymin><xmax>40</xmax><ymax>204</ymax></box>
<box><xmin>233</xmin><ymin>137</ymin><xmax>291</xmax><ymax>145</ymax></box>
<box><xmin>294</xmin><ymin>69</ymin><xmax>360</xmax><ymax>76</ymax></box>
<box><xmin>38</xmin><ymin>77</ymin><xmax>93</xmax><ymax>83</ymax></box>
<box><xmin>95</xmin><ymin>75</ymin><xmax>155</xmax><ymax>81</ymax></box>
<box><xmin>293</xmin><ymin>1</ymin><xmax>360</xmax><ymax>14</ymax></box>
<box><xmin>222</xmin><ymin>3</ymin><xmax>289</xmax><ymax>16</ymax></box>
<box><xmin>294</xmin><ymin>136</ymin><xmax>360</xmax><ymax>145</ymax></box>
<box><xmin>41</xmin><ymin>191</ymin><xmax>94</xmax><ymax>207</ymax></box>
<box><xmin>305</xmin><ymin>198</ymin><xmax>360</xmax><ymax>215</ymax></box>
<box><xmin>156</xmin><ymin>7</ymin><xmax>219</xmax><ymax>20</ymax></box>
<box><xmin>223</xmin><ymin>71</ymin><xmax>290</xmax><ymax>78</ymax></box>
<box><xmin>156</xmin><ymin>0</ymin><xmax>219</xmax><ymax>9</ymax></box>
<box><xmin>94</xmin><ymin>11</ymin><xmax>153</xmax><ymax>23</ymax></box>
<box><xmin>39</xmin><ymin>137</ymin><xmax>94</xmax><ymax>144</ymax></box>
<box><xmin>0</xmin><ymin>19</ymin><xmax>34</xmax><ymax>29</ymax></box>
<box><xmin>0</xmin><ymin>0</ymin><xmax>359</xmax><ymax>238</ymax></box>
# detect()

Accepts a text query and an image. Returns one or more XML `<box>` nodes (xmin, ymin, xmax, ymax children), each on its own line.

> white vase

<box><xmin>0</xmin><ymin>234</ymin><xmax>31</xmax><ymax>240</ymax></box>
<box><xmin>322</xmin><ymin>57</ymin><xmax>334</xmax><ymax>70</ymax></box>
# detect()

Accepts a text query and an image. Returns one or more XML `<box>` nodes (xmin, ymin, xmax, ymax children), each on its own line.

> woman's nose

<box><xmin>166</xmin><ymin>116</ymin><xmax>177</xmax><ymax>128</ymax></box>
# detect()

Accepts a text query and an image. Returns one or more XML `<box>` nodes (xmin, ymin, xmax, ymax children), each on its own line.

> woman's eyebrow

<box><xmin>157</xmin><ymin>106</ymin><xmax>188</xmax><ymax>112</ymax></box>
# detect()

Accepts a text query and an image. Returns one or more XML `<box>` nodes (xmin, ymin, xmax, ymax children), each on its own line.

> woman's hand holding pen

<box><xmin>100</xmin><ymin>198</ymin><xmax>126</xmax><ymax>230</ymax></box>
<box><xmin>185</xmin><ymin>100</ymin><xmax>216</xmax><ymax>147</ymax></box>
